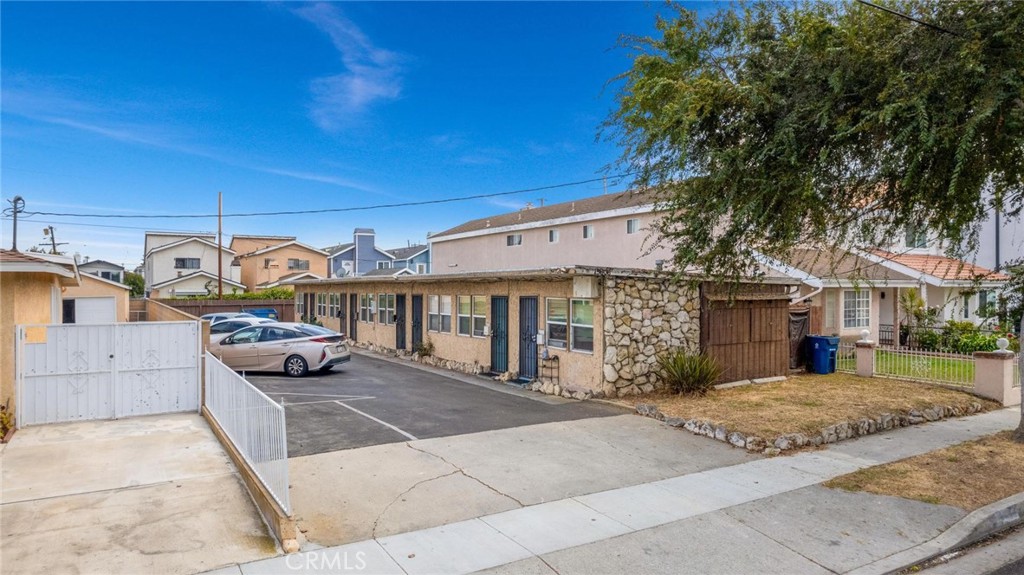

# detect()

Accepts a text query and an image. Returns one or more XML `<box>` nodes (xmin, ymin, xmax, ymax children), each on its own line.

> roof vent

<box><xmin>571</xmin><ymin>202</ymin><xmax>576</xmax><ymax>212</ymax></box>
<box><xmin>485</xmin><ymin>220</ymin><xmax>490</xmax><ymax>228</ymax></box>
<box><xmin>522</xmin><ymin>202</ymin><xmax>533</xmax><ymax>210</ymax></box>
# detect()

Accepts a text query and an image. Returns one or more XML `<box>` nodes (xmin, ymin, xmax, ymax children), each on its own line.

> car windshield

<box><xmin>294</xmin><ymin>324</ymin><xmax>336</xmax><ymax>336</ymax></box>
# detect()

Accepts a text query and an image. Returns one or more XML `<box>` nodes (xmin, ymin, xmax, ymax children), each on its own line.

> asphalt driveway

<box><xmin>246</xmin><ymin>351</ymin><xmax>626</xmax><ymax>457</ymax></box>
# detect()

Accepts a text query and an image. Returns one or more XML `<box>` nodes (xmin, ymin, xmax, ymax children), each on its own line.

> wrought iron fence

<box><xmin>204</xmin><ymin>352</ymin><xmax>290</xmax><ymax>514</ymax></box>
<box><xmin>873</xmin><ymin>347</ymin><xmax>975</xmax><ymax>388</ymax></box>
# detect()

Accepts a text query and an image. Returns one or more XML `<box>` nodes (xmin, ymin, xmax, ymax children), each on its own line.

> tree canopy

<box><xmin>606</xmin><ymin>0</ymin><xmax>1024</xmax><ymax>282</ymax></box>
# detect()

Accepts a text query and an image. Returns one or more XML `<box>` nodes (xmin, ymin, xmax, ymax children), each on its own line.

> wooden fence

<box><xmin>700</xmin><ymin>283</ymin><xmax>792</xmax><ymax>383</ymax></box>
<box><xmin>151</xmin><ymin>299</ymin><xmax>296</xmax><ymax>322</ymax></box>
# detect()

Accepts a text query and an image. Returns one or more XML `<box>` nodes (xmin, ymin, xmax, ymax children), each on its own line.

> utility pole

<box><xmin>42</xmin><ymin>226</ymin><xmax>67</xmax><ymax>255</ymax></box>
<box><xmin>218</xmin><ymin>192</ymin><xmax>224</xmax><ymax>299</ymax></box>
<box><xmin>6</xmin><ymin>196</ymin><xmax>25</xmax><ymax>251</ymax></box>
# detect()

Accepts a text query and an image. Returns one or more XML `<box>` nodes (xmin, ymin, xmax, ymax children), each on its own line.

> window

<box><xmin>416</xmin><ymin>263</ymin><xmax>427</xmax><ymax>274</ymax></box>
<box><xmin>626</xmin><ymin>218</ymin><xmax>640</xmax><ymax>234</ymax></box>
<box><xmin>377</xmin><ymin>260</ymin><xmax>392</xmax><ymax>269</ymax></box>
<box><xmin>457</xmin><ymin>296</ymin><xmax>471</xmax><ymax>336</ymax></box>
<box><xmin>316</xmin><ymin>293</ymin><xmax>327</xmax><ymax>317</ymax></box>
<box><xmin>583</xmin><ymin>224</ymin><xmax>594</xmax><ymax>239</ymax></box>
<box><xmin>260</xmin><ymin>327</ymin><xmax>299</xmax><ymax>342</ymax></box>
<box><xmin>472</xmin><ymin>296</ymin><xmax>487</xmax><ymax>337</ymax></box>
<box><xmin>963</xmin><ymin>294</ymin><xmax>971</xmax><ymax>318</ymax></box>
<box><xmin>570</xmin><ymin>299</ymin><xmax>594</xmax><ymax>352</ymax></box>
<box><xmin>905</xmin><ymin>223</ymin><xmax>928</xmax><ymax>249</ymax></box>
<box><xmin>174</xmin><ymin>257</ymin><xmax>200</xmax><ymax>269</ymax></box>
<box><xmin>978</xmin><ymin>290</ymin><xmax>992</xmax><ymax>317</ymax></box>
<box><xmin>296</xmin><ymin>293</ymin><xmax>304</xmax><ymax>316</ymax></box>
<box><xmin>546</xmin><ymin>298</ymin><xmax>568</xmax><ymax>349</ymax></box>
<box><xmin>843</xmin><ymin>290</ymin><xmax>870</xmax><ymax>329</ymax></box>
<box><xmin>225</xmin><ymin>327</ymin><xmax>261</xmax><ymax>345</ymax></box>
<box><xmin>99</xmin><ymin>271</ymin><xmax>121</xmax><ymax>282</ymax></box>
<box><xmin>328</xmin><ymin>293</ymin><xmax>340</xmax><ymax>318</ymax></box>
<box><xmin>506</xmin><ymin>234</ymin><xmax>523</xmax><ymax>247</ymax></box>
<box><xmin>211</xmin><ymin>321</ymin><xmax>247</xmax><ymax>335</ymax></box>
<box><xmin>378</xmin><ymin>293</ymin><xmax>395</xmax><ymax>324</ymax></box>
<box><xmin>824</xmin><ymin>291</ymin><xmax>837</xmax><ymax>330</ymax></box>
<box><xmin>428</xmin><ymin>295</ymin><xmax>452</xmax><ymax>332</ymax></box>
<box><xmin>548</xmin><ymin>229</ymin><xmax>559</xmax><ymax>243</ymax></box>
<box><xmin>287</xmin><ymin>258</ymin><xmax>310</xmax><ymax>270</ymax></box>
<box><xmin>360</xmin><ymin>293</ymin><xmax>373</xmax><ymax>323</ymax></box>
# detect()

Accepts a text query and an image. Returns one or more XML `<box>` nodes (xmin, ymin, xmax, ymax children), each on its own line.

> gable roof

<box><xmin>149</xmin><ymin>270</ymin><xmax>246</xmax><ymax>290</ymax></box>
<box><xmin>146</xmin><ymin>236</ymin><xmax>235</xmax><ymax>257</ymax></box>
<box><xmin>257</xmin><ymin>271</ymin><xmax>323</xmax><ymax>289</ymax></box>
<box><xmin>324</xmin><ymin>242</ymin><xmax>354</xmax><ymax>256</ymax></box>
<box><xmin>387</xmin><ymin>245</ymin><xmax>429</xmax><ymax>261</ymax></box>
<box><xmin>361</xmin><ymin>267</ymin><xmax>415</xmax><ymax>277</ymax></box>
<box><xmin>865</xmin><ymin>250</ymin><xmax>1010</xmax><ymax>284</ymax></box>
<box><xmin>781</xmin><ymin>248</ymin><xmax>918</xmax><ymax>285</ymax></box>
<box><xmin>0</xmin><ymin>250</ymin><xmax>80</xmax><ymax>285</ymax></box>
<box><xmin>430</xmin><ymin>191</ymin><xmax>657</xmax><ymax>239</ymax></box>
<box><xmin>78</xmin><ymin>259</ymin><xmax>125</xmax><ymax>270</ymax></box>
<box><xmin>239</xmin><ymin>240</ymin><xmax>329</xmax><ymax>258</ymax></box>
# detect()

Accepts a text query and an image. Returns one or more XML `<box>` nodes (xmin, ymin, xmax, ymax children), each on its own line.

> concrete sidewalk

<box><xmin>220</xmin><ymin>407</ymin><xmax>1019</xmax><ymax>575</ymax></box>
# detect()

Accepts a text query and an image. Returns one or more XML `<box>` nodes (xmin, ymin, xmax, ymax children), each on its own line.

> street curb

<box><xmin>845</xmin><ymin>491</ymin><xmax>1024</xmax><ymax>575</ymax></box>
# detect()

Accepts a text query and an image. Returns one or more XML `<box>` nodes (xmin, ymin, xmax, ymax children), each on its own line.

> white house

<box><xmin>143</xmin><ymin>232</ymin><xmax>244</xmax><ymax>298</ymax></box>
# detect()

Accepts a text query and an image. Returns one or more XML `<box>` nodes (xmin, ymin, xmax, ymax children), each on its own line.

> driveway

<box><xmin>0</xmin><ymin>414</ymin><xmax>277</xmax><ymax>575</ymax></box>
<box><xmin>245</xmin><ymin>351</ymin><xmax>626</xmax><ymax>457</ymax></box>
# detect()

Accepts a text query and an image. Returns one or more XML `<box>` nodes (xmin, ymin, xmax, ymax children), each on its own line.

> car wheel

<box><xmin>318</xmin><ymin>365</ymin><xmax>334</xmax><ymax>373</ymax></box>
<box><xmin>285</xmin><ymin>355</ymin><xmax>308</xmax><ymax>377</ymax></box>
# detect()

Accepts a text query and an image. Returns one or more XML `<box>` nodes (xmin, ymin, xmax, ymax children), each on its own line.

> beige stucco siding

<box><xmin>431</xmin><ymin>212</ymin><xmax>672</xmax><ymax>272</ymax></box>
<box><xmin>1</xmin><ymin>272</ymin><xmax>62</xmax><ymax>419</ymax></box>
<box><xmin>238</xmin><ymin>245</ymin><xmax>328</xmax><ymax>291</ymax></box>
<box><xmin>63</xmin><ymin>274</ymin><xmax>129</xmax><ymax>322</ymax></box>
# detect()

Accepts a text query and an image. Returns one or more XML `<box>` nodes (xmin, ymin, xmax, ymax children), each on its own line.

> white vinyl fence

<box><xmin>873</xmin><ymin>347</ymin><xmax>975</xmax><ymax>388</ymax></box>
<box><xmin>204</xmin><ymin>352</ymin><xmax>290</xmax><ymax>514</ymax></box>
<box><xmin>837</xmin><ymin>343</ymin><xmax>856</xmax><ymax>374</ymax></box>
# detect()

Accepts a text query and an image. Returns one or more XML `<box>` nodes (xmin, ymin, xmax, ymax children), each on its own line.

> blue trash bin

<box><xmin>806</xmin><ymin>335</ymin><xmax>840</xmax><ymax>374</ymax></box>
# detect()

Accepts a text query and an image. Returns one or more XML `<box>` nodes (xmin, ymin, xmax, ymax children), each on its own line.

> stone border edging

<box><xmin>845</xmin><ymin>491</ymin><xmax>1024</xmax><ymax>575</ymax></box>
<box><xmin>633</xmin><ymin>401</ymin><xmax>987</xmax><ymax>455</ymax></box>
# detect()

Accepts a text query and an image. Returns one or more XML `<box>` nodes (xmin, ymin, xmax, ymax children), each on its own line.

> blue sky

<box><xmin>1</xmin><ymin>1</ymin><xmax>691</xmax><ymax>268</ymax></box>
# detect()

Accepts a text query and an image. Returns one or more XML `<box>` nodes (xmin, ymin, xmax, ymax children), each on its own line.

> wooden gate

<box><xmin>700</xmin><ymin>284</ymin><xmax>790</xmax><ymax>383</ymax></box>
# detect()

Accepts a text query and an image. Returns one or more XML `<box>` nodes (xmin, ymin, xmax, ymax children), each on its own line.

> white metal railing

<box><xmin>836</xmin><ymin>343</ymin><xmax>856</xmax><ymax>374</ymax></box>
<box><xmin>204</xmin><ymin>352</ymin><xmax>290</xmax><ymax>514</ymax></box>
<box><xmin>874</xmin><ymin>346</ymin><xmax>975</xmax><ymax>388</ymax></box>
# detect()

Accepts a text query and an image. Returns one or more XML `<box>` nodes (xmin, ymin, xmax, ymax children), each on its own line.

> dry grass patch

<box><xmin>825</xmin><ymin>431</ymin><xmax>1024</xmax><ymax>510</ymax></box>
<box><xmin>620</xmin><ymin>372</ymin><xmax>997</xmax><ymax>440</ymax></box>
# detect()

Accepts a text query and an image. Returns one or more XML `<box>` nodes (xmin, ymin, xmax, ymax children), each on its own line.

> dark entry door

<box><xmin>519</xmin><ymin>296</ymin><xmax>538</xmax><ymax>379</ymax></box>
<box><xmin>411</xmin><ymin>295</ymin><xmax>423</xmax><ymax>350</ymax></box>
<box><xmin>304</xmin><ymin>293</ymin><xmax>315</xmax><ymax>321</ymax></box>
<box><xmin>490</xmin><ymin>296</ymin><xmax>509</xmax><ymax>373</ymax></box>
<box><xmin>395</xmin><ymin>294</ymin><xmax>407</xmax><ymax>350</ymax></box>
<box><xmin>349</xmin><ymin>294</ymin><xmax>358</xmax><ymax>340</ymax></box>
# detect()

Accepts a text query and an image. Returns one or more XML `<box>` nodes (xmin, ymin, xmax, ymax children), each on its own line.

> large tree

<box><xmin>606</xmin><ymin>0</ymin><xmax>1024</xmax><ymax>281</ymax></box>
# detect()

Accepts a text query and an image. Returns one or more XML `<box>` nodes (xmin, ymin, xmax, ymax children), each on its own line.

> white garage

<box><xmin>64</xmin><ymin>296</ymin><xmax>117</xmax><ymax>324</ymax></box>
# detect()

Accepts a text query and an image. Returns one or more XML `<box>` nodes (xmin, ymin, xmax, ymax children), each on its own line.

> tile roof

<box><xmin>0</xmin><ymin>250</ymin><xmax>53</xmax><ymax>264</ymax></box>
<box><xmin>869</xmin><ymin>250</ymin><xmax>1009</xmax><ymax>281</ymax></box>
<box><xmin>430</xmin><ymin>190</ymin><xmax>656</xmax><ymax>238</ymax></box>
<box><xmin>386</xmin><ymin>245</ymin><xmax>428</xmax><ymax>260</ymax></box>
<box><xmin>785</xmin><ymin>248</ymin><xmax>916</xmax><ymax>283</ymax></box>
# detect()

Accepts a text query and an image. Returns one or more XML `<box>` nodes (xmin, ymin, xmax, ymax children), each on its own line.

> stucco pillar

<box><xmin>973</xmin><ymin>340</ymin><xmax>1019</xmax><ymax>407</ymax></box>
<box><xmin>855</xmin><ymin>329</ymin><xmax>875</xmax><ymax>378</ymax></box>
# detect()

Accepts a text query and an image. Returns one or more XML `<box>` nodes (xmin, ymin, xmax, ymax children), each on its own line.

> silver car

<box><xmin>209</xmin><ymin>322</ymin><xmax>351</xmax><ymax>377</ymax></box>
<box><xmin>209</xmin><ymin>317</ymin><xmax>276</xmax><ymax>344</ymax></box>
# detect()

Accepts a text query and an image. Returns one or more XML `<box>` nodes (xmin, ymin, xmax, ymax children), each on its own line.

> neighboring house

<box><xmin>969</xmin><ymin>190</ymin><xmax>1024</xmax><ymax>271</ymax></box>
<box><xmin>229</xmin><ymin>235</ymin><xmax>327</xmax><ymax>291</ymax></box>
<box><xmin>78</xmin><ymin>259</ymin><xmax>126</xmax><ymax>283</ymax></box>
<box><xmin>0</xmin><ymin>249</ymin><xmax>80</xmax><ymax>415</ymax></box>
<box><xmin>387</xmin><ymin>244</ymin><xmax>431</xmax><ymax>274</ymax></box>
<box><xmin>324</xmin><ymin>229</ymin><xmax>396</xmax><ymax>277</ymax></box>
<box><xmin>428</xmin><ymin>191</ymin><xmax>670</xmax><ymax>273</ymax></box>
<box><xmin>62</xmin><ymin>272</ymin><xmax>131</xmax><ymax>323</ymax></box>
<box><xmin>144</xmin><ymin>231</ymin><xmax>243</xmax><ymax>297</ymax></box>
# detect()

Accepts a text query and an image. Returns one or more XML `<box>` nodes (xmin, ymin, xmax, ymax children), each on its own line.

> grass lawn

<box><xmin>622</xmin><ymin>372</ymin><xmax>998</xmax><ymax>441</ymax></box>
<box><xmin>837</xmin><ymin>349</ymin><xmax>975</xmax><ymax>384</ymax></box>
<box><xmin>825</xmin><ymin>431</ymin><xmax>1024</xmax><ymax>510</ymax></box>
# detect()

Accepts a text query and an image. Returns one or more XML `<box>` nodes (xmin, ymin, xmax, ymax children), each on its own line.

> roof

<box><xmin>361</xmin><ymin>267</ymin><xmax>415</xmax><ymax>277</ymax></box>
<box><xmin>354</xmin><ymin>228</ymin><xmax>375</xmax><ymax>234</ymax></box>
<box><xmin>430</xmin><ymin>191</ymin><xmax>657</xmax><ymax>239</ymax></box>
<box><xmin>0</xmin><ymin>249</ymin><xmax>80</xmax><ymax>285</ymax></box>
<box><xmin>323</xmin><ymin>242</ymin><xmax>354</xmax><ymax>256</ymax></box>
<box><xmin>386</xmin><ymin>245</ymin><xmax>429</xmax><ymax>261</ymax></box>
<box><xmin>145</xmin><ymin>231</ymin><xmax>215</xmax><ymax>237</ymax></box>
<box><xmin>257</xmin><ymin>271</ymin><xmax>323</xmax><ymax>288</ymax></box>
<box><xmin>239</xmin><ymin>240</ymin><xmax>329</xmax><ymax>258</ymax></box>
<box><xmin>78</xmin><ymin>259</ymin><xmax>124</xmax><ymax>270</ymax></box>
<box><xmin>146</xmin><ymin>236</ymin><xmax>235</xmax><ymax>257</ymax></box>
<box><xmin>149</xmin><ymin>270</ymin><xmax>246</xmax><ymax>290</ymax></box>
<box><xmin>867</xmin><ymin>250</ymin><xmax>1010</xmax><ymax>283</ymax></box>
<box><xmin>232</xmin><ymin>235</ymin><xmax>296</xmax><ymax>241</ymax></box>
<box><xmin>782</xmin><ymin>248</ymin><xmax>918</xmax><ymax>285</ymax></box>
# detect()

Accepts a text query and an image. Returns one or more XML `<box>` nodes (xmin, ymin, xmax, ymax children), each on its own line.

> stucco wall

<box><xmin>238</xmin><ymin>245</ymin><xmax>328</xmax><ymax>290</ymax></box>
<box><xmin>1</xmin><ymin>272</ymin><xmax>62</xmax><ymax>421</ymax></box>
<box><xmin>431</xmin><ymin>212</ymin><xmax>672</xmax><ymax>272</ymax></box>
<box><xmin>147</xmin><ymin>241</ymin><xmax>236</xmax><ymax>291</ymax></box>
<box><xmin>63</xmin><ymin>274</ymin><xmax>129</xmax><ymax>322</ymax></box>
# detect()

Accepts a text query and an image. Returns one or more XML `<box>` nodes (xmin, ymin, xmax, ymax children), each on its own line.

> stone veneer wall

<box><xmin>602</xmin><ymin>276</ymin><xmax>701</xmax><ymax>397</ymax></box>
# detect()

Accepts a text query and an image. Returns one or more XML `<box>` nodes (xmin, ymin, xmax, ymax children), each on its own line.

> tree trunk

<box><xmin>1016</xmin><ymin>316</ymin><xmax>1024</xmax><ymax>442</ymax></box>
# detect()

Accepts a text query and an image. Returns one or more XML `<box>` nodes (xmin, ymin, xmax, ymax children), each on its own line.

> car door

<box><xmin>210</xmin><ymin>320</ymin><xmax>247</xmax><ymax>341</ymax></box>
<box><xmin>257</xmin><ymin>326</ymin><xmax>302</xmax><ymax>371</ymax></box>
<box><xmin>217</xmin><ymin>326</ymin><xmax>263</xmax><ymax>370</ymax></box>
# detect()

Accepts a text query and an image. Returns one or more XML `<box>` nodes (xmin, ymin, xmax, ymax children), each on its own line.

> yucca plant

<box><xmin>656</xmin><ymin>351</ymin><xmax>723</xmax><ymax>396</ymax></box>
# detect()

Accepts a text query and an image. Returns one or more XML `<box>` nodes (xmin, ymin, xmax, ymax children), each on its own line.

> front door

<box><xmin>349</xmin><ymin>294</ymin><xmax>358</xmax><ymax>340</ymax></box>
<box><xmin>490</xmin><ymin>296</ymin><xmax>509</xmax><ymax>373</ymax></box>
<box><xmin>519</xmin><ymin>296</ymin><xmax>538</xmax><ymax>379</ymax></box>
<box><xmin>411</xmin><ymin>295</ymin><xmax>423</xmax><ymax>350</ymax></box>
<box><xmin>338</xmin><ymin>293</ymin><xmax>347</xmax><ymax>334</ymax></box>
<box><xmin>395</xmin><ymin>294</ymin><xmax>407</xmax><ymax>350</ymax></box>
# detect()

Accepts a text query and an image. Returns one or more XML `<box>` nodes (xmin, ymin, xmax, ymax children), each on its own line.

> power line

<box><xmin>854</xmin><ymin>0</ymin><xmax>962</xmax><ymax>38</ymax></box>
<box><xmin>23</xmin><ymin>174</ymin><xmax>635</xmax><ymax>220</ymax></box>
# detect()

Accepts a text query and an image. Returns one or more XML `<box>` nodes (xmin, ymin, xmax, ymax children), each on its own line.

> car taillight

<box><xmin>320</xmin><ymin>350</ymin><xmax>327</xmax><ymax>362</ymax></box>
<box><xmin>310</xmin><ymin>337</ymin><xmax>329</xmax><ymax>343</ymax></box>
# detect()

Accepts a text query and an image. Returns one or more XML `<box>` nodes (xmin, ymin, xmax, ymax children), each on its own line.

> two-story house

<box><xmin>325</xmin><ymin>228</ymin><xmax>400</xmax><ymax>277</ymax></box>
<box><xmin>229</xmin><ymin>235</ymin><xmax>327</xmax><ymax>291</ymax></box>
<box><xmin>387</xmin><ymin>244</ymin><xmax>430</xmax><ymax>274</ymax></box>
<box><xmin>144</xmin><ymin>232</ymin><xmax>244</xmax><ymax>297</ymax></box>
<box><xmin>77</xmin><ymin>259</ymin><xmax>126</xmax><ymax>283</ymax></box>
<box><xmin>428</xmin><ymin>191</ymin><xmax>668</xmax><ymax>272</ymax></box>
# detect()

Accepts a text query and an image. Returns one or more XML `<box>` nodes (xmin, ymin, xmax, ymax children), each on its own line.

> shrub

<box><xmin>414</xmin><ymin>339</ymin><xmax>435</xmax><ymax>357</ymax></box>
<box><xmin>656</xmin><ymin>351</ymin><xmax>723</xmax><ymax>396</ymax></box>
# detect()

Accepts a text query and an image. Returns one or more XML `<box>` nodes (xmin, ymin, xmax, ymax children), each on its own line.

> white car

<box><xmin>201</xmin><ymin>312</ymin><xmax>256</xmax><ymax>324</ymax></box>
<box><xmin>208</xmin><ymin>322</ymin><xmax>351</xmax><ymax>377</ymax></box>
<box><xmin>209</xmin><ymin>317</ymin><xmax>276</xmax><ymax>344</ymax></box>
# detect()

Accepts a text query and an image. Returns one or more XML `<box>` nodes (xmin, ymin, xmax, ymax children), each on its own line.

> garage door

<box><xmin>73</xmin><ymin>297</ymin><xmax>116</xmax><ymax>324</ymax></box>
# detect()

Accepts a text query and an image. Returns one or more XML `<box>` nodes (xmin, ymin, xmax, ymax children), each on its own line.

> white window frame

<box><xmin>472</xmin><ymin>296</ymin><xmax>487</xmax><ymax>337</ymax></box>
<box><xmin>843</xmin><ymin>290</ymin><xmax>870</xmax><ymax>329</ymax></box>
<box><xmin>570</xmin><ymin>299</ymin><xmax>594</xmax><ymax>353</ymax></box>
<box><xmin>360</xmin><ymin>293</ymin><xmax>373</xmax><ymax>323</ymax></box>
<box><xmin>288</xmin><ymin>258</ymin><xmax>310</xmax><ymax>270</ymax></box>
<box><xmin>626</xmin><ymin>218</ymin><xmax>640</xmax><ymax>234</ymax></box>
<box><xmin>378</xmin><ymin>293</ymin><xmax>396</xmax><ymax>324</ymax></box>
<box><xmin>416</xmin><ymin>263</ymin><xmax>427</xmax><ymax>274</ymax></box>
<box><xmin>548</xmin><ymin>229</ymin><xmax>559</xmax><ymax>243</ymax></box>
<box><xmin>377</xmin><ymin>260</ymin><xmax>392</xmax><ymax>270</ymax></box>
<box><xmin>428</xmin><ymin>295</ymin><xmax>452</xmax><ymax>332</ymax></box>
<box><xmin>457</xmin><ymin>295</ymin><xmax>472</xmax><ymax>336</ymax></box>
<box><xmin>506</xmin><ymin>234</ymin><xmax>523</xmax><ymax>247</ymax></box>
<box><xmin>174</xmin><ymin>257</ymin><xmax>200</xmax><ymax>269</ymax></box>
<box><xmin>316</xmin><ymin>293</ymin><xmax>327</xmax><ymax>317</ymax></box>
<box><xmin>296</xmin><ymin>292</ymin><xmax>304</xmax><ymax>316</ymax></box>
<box><xmin>545</xmin><ymin>297</ymin><xmax>568</xmax><ymax>349</ymax></box>
<box><xmin>328</xmin><ymin>293</ymin><xmax>340</xmax><ymax>318</ymax></box>
<box><xmin>582</xmin><ymin>224</ymin><xmax>594</xmax><ymax>240</ymax></box>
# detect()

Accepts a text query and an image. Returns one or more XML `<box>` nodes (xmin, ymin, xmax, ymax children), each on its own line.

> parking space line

<box><xmin>261</xmin><ymin>392</ymin><xmax>375</xmax><ymax>399</ymax></box>
<box><xmin>279</xmin><ymin>397</ymin><xmax>375</xmax><ymax>407</ymax></box>
<box><xmin>334</xmin><ymin>400</ymin><xmax>419</xmax><ymax>441</ymax></box>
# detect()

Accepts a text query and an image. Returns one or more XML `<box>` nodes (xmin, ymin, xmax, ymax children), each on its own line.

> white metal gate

<box><xmin>16</xmin><ymin>322</ymin><xmax>201</xmax><ymax>427</ymax></box>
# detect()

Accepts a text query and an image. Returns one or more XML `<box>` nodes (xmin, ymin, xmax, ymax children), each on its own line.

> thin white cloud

<box><xmin>293</xmin><ymin>3</ymin><xmax>403</xmax><ymax>131</ymax></box>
